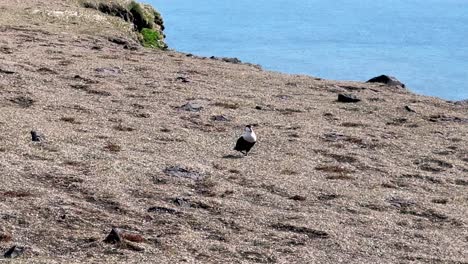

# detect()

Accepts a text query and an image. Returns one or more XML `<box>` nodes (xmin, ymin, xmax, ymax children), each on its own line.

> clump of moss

<box><xmin>140</xmin><ymin>28</ymin><xmax>166</xmax><ymax>49</ymax></box>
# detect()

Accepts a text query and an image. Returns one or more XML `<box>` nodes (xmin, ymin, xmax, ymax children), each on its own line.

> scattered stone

<box><xmin>0</xmin><ymin>68</ymin><xmax>15</xmax><ymax>74</ymax></box>
<box><xmin>317</xmin><ymin>194</ymin><xmax>340</xmax><ymax>201</ymax></box>
<box><xmin>37</xmin><ymin>67</ymin><xmax>57</xmax><ymax>74</ymax></box>
<box><xmin>163</xmin><ymin>165</ymin><xmax>204</xmax><ymax>180</ymax></box>
<box><xmin>147</xmin><ymin>206</ymin><xmax>178</xmax><ymax>214</ymax></box>
<box><xmin>210</xmin><ymin>115</ymin><xmax>231</xmax><ymax>122</ymax></box>
<box><xmin>30</xmin><ymin>130</ymin><xmax>43</xmax><ymax>142</ymax></box>
<box><xmin>387</xmin><ymin>197</ymin><xmax>416</xmax><ymax>209</ymax></box>
<box><xmin>104</xmin><ymin>228</ymin><xmax>122</xmax><ymax>244</ymax></box>
<box><xmin>0</xmin><ymin>46</ymin><xmax>13</xmax><ymax>54</ymax></box>
<box><xmin>9</xmin><ymin>96</ymin><xmax>34</xmax><ymax>108</ymax></box>
<box><xmin>3</xmin><ymin>245</ymin><xmax>25</xmax><ymax>258</ymax></box>
<box><xmin>221</xmin><ymin>57</ymin><xmax>242</xmax><ymax>64</ymax></box>
<box><xmin>276</xmin><ymin>95</ymin><xmax>292</xmax><ymax>100</ymax></box>
<box><xmin>337</xmin><ymin>94</ymin><xmax>361</xmax><ymax>103</ymax></box>
<box><xmin>172</xmin><ymin>197</ymin><xmax>191</xmax><ymax>207</ymax></box>
<box><xmin>108</xmin><ymin>36</ymin><xmax>128</xmax><ymax>45</ymax></box>
<box><xmin>210</xmin><ymin>56</ymin><xmax>242</xmax><ymax>64</ymax></box>
<box><xmin>272</xmin><ymin>223</ymin><xmax>329</xmax><ymax>239</ymax></box>
<box><xmin>123</xmin><ymin>44</ymin><xmax>139</xmax><ymax>50</ymax></box>
<box><xmin>454</xmin><ymin>179</ymin><xmax>468</xmax><ymax>186</ymax></box>
<box><xmin>176</xmin><ymin>76</ymin><xmax>190</xmax><ymax>83</ymax></box>
<box><xmin>95</xmin><ymin>67</ymin><xmax>121</xmax><ymax>76</ymax></box>
<box><xmin>104</xmin><ymin>228</ymin><xmax>145</xmax><ymax>245</ymax></box>
<box><xmin>367</xmin><ymin>75</ymin><xmax>406</xmax><ymax>88</ymax></box>
<box><xmin>405</xmin><ymin>105</ymin><xmax>416</xmax><ymax>112</ymax></box>
<box><xmin>321</xmin><ymin>132</ymin><xmax>347</xmax><ymax>142</ymax></box>
<box><xmin>414</xmin><ymin>158</ymin><xmax>453</xmax><ymax>172</ymax></box>
<box><xmin>186</xmin><ymin>53</ymin><xmax>193</xmax><ymax>57</ymax></box>
<box><xmin>387</xmin><ymin>117</ymin><xmax>408</xmax><ymax>126</ymax></box>
<box><xmin>289</xmin><ymin>195</ymin><xmax>307</xmax><ymax>201</ymax></box>
<box><xmin>73</xmin><ymin>75</ymin><xmax>98</xmax><ymax>84</ymax></box>
<box><xmin>178</xmin><ymin>102</ymin><xmax>203</xmax><ymax>112</ymax></box>
<box><xmin>400</xmin><ymin>208</ymin><xmax>449</xmax><ymax>223</ymax></box>
<box><xmin>428</xmin><ymin>114</ymin><xmax>468</xmax><ymax>123</ymax></box>
<box><xmin>255</xmin><ymin>106</ymin><xmax>263</xmax><ymax>110</ymax></box>
<box><xmin>432</xmin><ymin>198</ymin><xmax>448</xmax><ymax>204</ymax></box>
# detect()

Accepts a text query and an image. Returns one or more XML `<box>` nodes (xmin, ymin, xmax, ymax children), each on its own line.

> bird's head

<box><xmin>244</xmin><ymin>125</ymin><xmax>253</xmax><ymax>133</ymax></box>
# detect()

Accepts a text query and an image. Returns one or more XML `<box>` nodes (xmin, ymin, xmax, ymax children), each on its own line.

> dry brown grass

<box><xmin>0</xmin><ymin>0</ymin><xmax>467</xmax><ymax>263</ymax></box>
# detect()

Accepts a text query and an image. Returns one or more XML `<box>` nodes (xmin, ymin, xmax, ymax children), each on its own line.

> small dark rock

<box><xmin>367</xmin><ymin>75</ymin><xmax>406</xmax><ymax>88</ymax></box>
<box><xmin>147</xmin><ymin>206</ymin><xmax>178</xmax><ymax>214</ymax></box>
<box><xmin>173</xmin><ymin>197</ymin><xmax>191</xmax><ymax>207</ymax></box>
<box><xmin>91</xmin><ymin>46</ymin><xmax>102</xmax><ymax>50</ymax></box>
<box><xmin>428</xmin><ymin>114</ymin><xmax>468</xmax><ymax>123</ymax></box>
<box><xmin>272</xmin><ymin>223</ymin><xmax>329</xmax><ymax>239</ymax></box>
<box><xmin>95</xmin><ymin>67</ymin><xmax>121</xmax><ymax>75</ymax></box>
<box><xmin>317</xmin><ymin>194</ymin><xmax>340</xmax><ymax>201</ymax></box>
<box><xmin>163</xmin><ymin>165</ymin><xmax>204</xmax><ymax>180</ymax></box>
<box><xmin>108</xmin><ymin>37</ymin><xmax>128</xmax><ymax>45</ymax></box>
<box><xmin>37</xmin><ymin>67</ymin><xmax>58</xmax><ymax>74</ymax></box>
<box><xmin>10</xmin><ymin>96</ymin><xmax>34</xmax><ymax>108</ymax></box>
<box><xmin>289</xmin><ymin>195</ymin><xmax>307</xmax><ymax>201</ymax></box>
<box><xmin>176</xmin><ymin>76</ymin><xmax>190</xmax><ymax>83</ymax></box>
<box><xmin>211</xmin><ymin>115</ymin><xmax>231</xmax><ymax>122</ymax></box>
<box><xmin>178</xmin><ymin>102</ymin><xmax>203</xmax><ymax>112</ymax></box>
<box><xmin>221</xmin><ymin>57</ymin><xmax>242</xmax><ymax>64</ymax></box>
<box><xmin>30</xmin><ymin>130</ymin><xmax>43</xmax><ymax>142</ymax></box>
<box><xmin>337</xmin><ymin>94</ymin><xmax>361</xmax><ymax>103</ymax></box>
<box><xmin>387</xmin><ymin>197</ymin><xmax>416</xmax><ymax>209</ymax></box>
<box><xmin>405</xmin><ymin>105</ymin><xmax>416</xmax><ymax>112</ymax></box>
<box><xmin>123</xmin><ymin>44</ymin><xmax>139</xmax><ymax>51</ymax></box>
<box><xmin>255</xmin><ymin>106</ymin><xmax>263</xmax><ymax>110</ymax></box>
<box><xmin>0</xmin><ymin>68</ymin><xmax>15</xmax><ymax>74</ymax></box>
<box><xmin>104</xmin><ymin>228</ymin><xmax>122</xmax><ymax>244</ymax></box>
<box><xmin>4</xmin><ymin>245</ymin><xmax>25</xmax><ymax>258</ymax></box>
<box><xmin>186</xmin><ymin>53</ymin><xmax>193</xmax><ymax>57</ymax></box>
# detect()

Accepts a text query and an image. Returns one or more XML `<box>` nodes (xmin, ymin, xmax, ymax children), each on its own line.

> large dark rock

<box><xmin>337</xmin><ymin>94</ymin><xmax>361</xmax><ymax>103</ymax></box>
<box><xmin>367</xmin><ymin>75</ymin><xmax>405</xmax><ymax>88</ymax></box>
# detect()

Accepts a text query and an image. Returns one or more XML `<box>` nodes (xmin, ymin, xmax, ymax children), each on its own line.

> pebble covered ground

<box><xmin>0</xmin><ymin>1</ymin><xmax>467</xmax><ymax>263</ymax></box>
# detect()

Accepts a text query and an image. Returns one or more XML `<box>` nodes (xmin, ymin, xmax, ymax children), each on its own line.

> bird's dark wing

<box><xmin>234</xmin><ymin>137</ymin><xmax>245</xmax><ymax>151</ymax></box>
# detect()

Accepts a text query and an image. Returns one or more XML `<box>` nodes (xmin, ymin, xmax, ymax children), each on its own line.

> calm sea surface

<box><xmin>150</xmin><ymin>0</ymin><xmax>468</xmax><ymax>100</ymax></box>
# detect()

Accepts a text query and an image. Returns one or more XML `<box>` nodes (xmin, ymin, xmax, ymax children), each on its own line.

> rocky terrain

<box><xmin>0</xmin><ymin>0</ymin><xmax>467</xmax><ymax>263</ymax></box>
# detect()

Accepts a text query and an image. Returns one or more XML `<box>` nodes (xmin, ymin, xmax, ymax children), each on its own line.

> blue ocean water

<box><xmin>150</xmin><ymin>0</ymin><xmax>468</xmax><ymax>100</ymax></box>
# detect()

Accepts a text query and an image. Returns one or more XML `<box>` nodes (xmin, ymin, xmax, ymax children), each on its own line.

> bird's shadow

<box><xmin>222</xmin><ymin>154</ymin><xmax>244</xmax><ymax>159</ymax></box>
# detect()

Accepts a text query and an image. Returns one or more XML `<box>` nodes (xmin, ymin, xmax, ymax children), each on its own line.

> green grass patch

<box><xmin>141</xmin><ymin>28</ymin><xmax>165</xmax><ymax>49</ymax></box>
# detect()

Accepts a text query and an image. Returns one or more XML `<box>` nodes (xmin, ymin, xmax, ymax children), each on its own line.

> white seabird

<box><xmin>234</xmin><ymin>125</ymin><xmax>257</xmax><ymax>156</ymax></box>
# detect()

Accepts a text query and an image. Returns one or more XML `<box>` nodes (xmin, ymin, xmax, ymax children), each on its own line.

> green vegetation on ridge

<box><xmin>81</xmin><ymin>0</ymin><xmax>166</xmax><ymax>49</ymax></box>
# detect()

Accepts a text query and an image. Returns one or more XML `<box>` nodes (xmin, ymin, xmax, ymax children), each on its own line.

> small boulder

<box><xmin>405</xmin><ymin>105</ymin><xmax>416</xmax><ymax>112</ymax></box>
<box><xmin>211</xmin><ymin>115</ymin><xmax>231</xmax><ymax>122</ymax></box>
<box><xmin>176</xmin><ymin>76</ymin><xmax>190</xmax><ymax>83</ymax></box>
<box><xmin>104</xmin><ymin>228</ymin><xmax>122</xmax><ymax>244</ymax></box>
<box><xmin>366</xmin><ymin>75</ymin><xmax>405</xmax><ymax>88</ymax></box>
<box><xmin>179</xmin><ymin>102</ymin><xmax>203</xmax><ymax>112</ymax></box>
<box><xmin>4</xmin><ymin>245</ymin><xmax>25</xmax><ymax>258</ymax></box>
<box><xmin>108</xmin><ymin>37</ymin><xmax>128</xmax><ymax>45</ymax></box>
<box><xmin>337</xmin><ymin>94</ymin><xmax>361</xmax><ymax>103</ymax></box>
<box><xmin>30</xmin><ymin>130</ymin><xmax>43</xmax><ymax>142</ymax></box>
